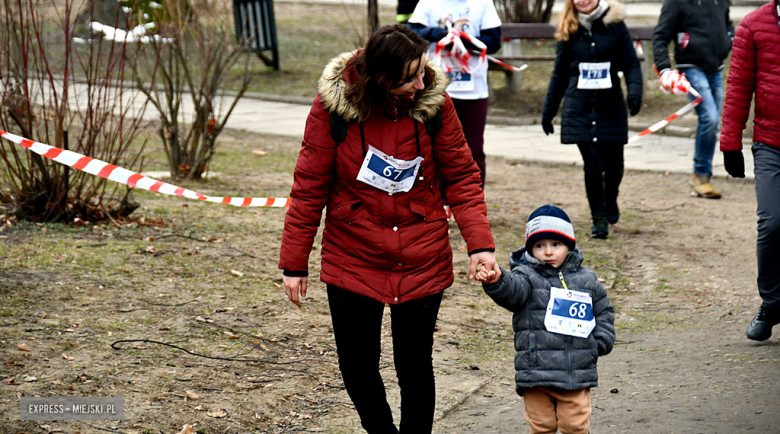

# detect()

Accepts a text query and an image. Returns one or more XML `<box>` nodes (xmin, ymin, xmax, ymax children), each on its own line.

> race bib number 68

<box><xmin>544</xmin><ymin>287</ymin><xmax>596</xmax><ymax>338</ymax></box>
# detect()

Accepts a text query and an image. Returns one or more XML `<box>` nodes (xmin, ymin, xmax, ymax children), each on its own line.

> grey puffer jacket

<box><xmin>483</xmin><ymin>247</ymin><xmax>615</xmax><ymax>395</ymax></box>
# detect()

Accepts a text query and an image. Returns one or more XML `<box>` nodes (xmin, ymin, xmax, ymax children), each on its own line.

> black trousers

<box><xmin>576</xmin><ymin>142</ymin><xmax>624</xmax><ymax>217</ymax></box>
<box><xmin>753</xmin><ymin>142</ymin><xmax>780</xmax><ymax>307</ymax></box>
<box><xmin>327</xmin><ymin>285</ymin><xmax>443</xmax><ymax>434</ymax></box>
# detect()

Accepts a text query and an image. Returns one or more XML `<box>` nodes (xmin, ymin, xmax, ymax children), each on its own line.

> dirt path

<box><xmin>1</xmin><ymin>132</ymin><xmax>778</xmax><ymax>434</ymax></box>
<box><xmin>432</xmin><ymin>157</ymin><xmax>780</xmax><ymax>433</ymax></box>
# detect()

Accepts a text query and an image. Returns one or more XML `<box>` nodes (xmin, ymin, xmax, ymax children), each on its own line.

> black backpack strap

<box><xmin>424</xmin><ymin>109</ymin><xmax>443</xmax><ymax>144</ymax></box>
<box><xmin>330</xmin><ymin>111</ymin><xmax>349</xmax><ymax>146</ymax></box>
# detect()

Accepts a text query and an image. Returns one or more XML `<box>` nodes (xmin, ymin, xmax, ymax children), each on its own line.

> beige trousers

<box><xmin>523</xmin><ymin>387</ymin><xmax>591</xmax><ymax>434</ymax></box>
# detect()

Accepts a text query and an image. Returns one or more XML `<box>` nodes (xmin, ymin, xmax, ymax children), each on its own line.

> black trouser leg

<box><xmin>603</xmin><ymin>145</ymin><xmax>624</xmax><ymax>217</ymax></box>
<box><xmin>753</xmin><ymin>143</ymin><xmax>780</xmax><ymax>307</ymax></box>
<box><xmin>327</xmin><ymin>285</ymin><xmax>398</xmax><ymax>434</ymax></box>
<box><xmin>577</xmin><ymin>142</ymin><xmax>623</xmax><ymax>217</ymax></box>
<box><xmin>390</xmin><ymin>292</ymin><xmax>443</xmax><ymax>434</ymax></box>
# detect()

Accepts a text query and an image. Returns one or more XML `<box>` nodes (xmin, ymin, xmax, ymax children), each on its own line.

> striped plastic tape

<box><xmin>0</xmin><ymin>130</ymin><xmax>291</xmax><ymax>208</ymax></box>
<box><xmin>627</xmin><ymin>88</ymin><xmax>702</xmax><ymax>145</ymax></box>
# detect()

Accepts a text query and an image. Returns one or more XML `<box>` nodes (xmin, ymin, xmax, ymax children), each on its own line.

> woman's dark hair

<box><xmin>345</xmin><ymin>24</ymin><xmax>437</xmax><ymax>121</ymax></box>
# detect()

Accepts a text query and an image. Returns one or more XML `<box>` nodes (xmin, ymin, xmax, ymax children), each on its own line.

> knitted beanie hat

<box><xmin>525</xmin><ymin>205</ymin><xmax>577</xmax><ymax>252</ymax></box>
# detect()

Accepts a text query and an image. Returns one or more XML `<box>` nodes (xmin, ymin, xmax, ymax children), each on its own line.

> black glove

<box><xmin>627</xmin><ymin>97</ymin><xmax>642</xmax><ymax>116</ymax></box>
<box><xmin>542</xmin><ymin>118</ymin><xmax>554</xmax><ymax>135</ymax></box>
<box><xmin>723</xmin><ymin>150</ymin><xmax>745</xmax><ymax>178</ymax></box>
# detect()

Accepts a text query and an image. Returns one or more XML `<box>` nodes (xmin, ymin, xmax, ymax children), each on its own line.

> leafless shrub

<box><xmin>0</xmin><ymin>0</ymin><xmax>155</xmax><ymax>222</ymax></box>
<box><xmin>493</xmin><ymin>0</ymin><xmax>555</xmax><ymax>23</ymax></box>
<box><xmin>134</xmin><ymin>0</ymin><xmax>253</xmax><ymax>180</ymax></box>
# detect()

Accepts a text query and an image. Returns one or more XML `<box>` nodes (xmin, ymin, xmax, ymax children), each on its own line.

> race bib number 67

<box><xmin>356</xmin><ymin>145</ymin><xmax>423</xmax><ymax>194</ymax></box>
<box><xmin>544</xmin><ymin>287</ymin><xmax>596</xmax><ymax>338</ymax></box>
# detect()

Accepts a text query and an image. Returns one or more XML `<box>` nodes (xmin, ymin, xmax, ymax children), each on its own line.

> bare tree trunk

<box><xmin>493</xmin><ymin>0</ymin><xmax>555</xmax><ymax>23</ymax></box>
<box><xmin>367</xmin><ymin>0</ymin><xmax>379</xmax><ymax>35</ymax></box>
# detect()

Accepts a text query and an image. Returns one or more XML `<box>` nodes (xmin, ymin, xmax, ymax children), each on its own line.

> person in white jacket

<box><xmin>409</xmin><ymin>0</ymin><xmax>501</xmax><ymax>202</ymax></box>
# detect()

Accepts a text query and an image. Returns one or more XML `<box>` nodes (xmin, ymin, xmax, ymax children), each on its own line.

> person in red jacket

<box><xmin>279</xmin><ymin>25</ymin><xmax>498</xmax><ymax>433</ymax></box>
<box><xmin>720</xmin><ymin>0</ymin><xmax>780</xmax><ymax>341</ymax></box>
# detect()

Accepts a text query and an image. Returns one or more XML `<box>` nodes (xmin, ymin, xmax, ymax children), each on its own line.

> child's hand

<box><xmin>476</xmin><ymin>265</ymin><xmax>501</xmax><ymax>284</ymax></box>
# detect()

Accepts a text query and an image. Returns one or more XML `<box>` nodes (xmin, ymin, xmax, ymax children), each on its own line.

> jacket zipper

<box><xmin>558</xmin><ymin>271</ymin><xmax>568</xmax><ymax>289</ymax></box>
<box><xmin>559</xmin><ymin>270</ymin><xmax>573</xmax><ymax>388</ymax></box>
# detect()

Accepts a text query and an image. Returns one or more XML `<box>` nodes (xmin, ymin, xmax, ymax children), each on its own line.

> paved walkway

<box><xmin>277</xmin><ymin>0</ymin><xmax>759</xmax><ymax>20</ymax></box>
<box><xmin>223</xmin><ymin>96</ymin><xmax>755</xmax><ymax>179</ymax></box>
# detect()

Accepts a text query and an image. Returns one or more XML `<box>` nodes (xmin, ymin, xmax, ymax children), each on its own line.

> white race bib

<box><xmin>446</xmin><ymin>71</ymin><xmax>475</xmax><ymax>92</ymax></box>
<box><xmin>544</xmin><ymin>287</ymin><xmax>596</xmax><ymax>338</ymax></box>
<box><xmin>577</xmin><ymin>62</ymin><xmax>612</xmax><ymax>89</ymax></box>
<box><xmin>356</xmin><ymin>145</ymin><xmax>423</xmax><ymax>194</ymax></box>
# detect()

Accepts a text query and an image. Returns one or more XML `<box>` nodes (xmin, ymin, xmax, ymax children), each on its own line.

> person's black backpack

<box><xmin>329</xmin><ymin>110</ymin><xmax>442</xmax><ymax>146</ymax></box>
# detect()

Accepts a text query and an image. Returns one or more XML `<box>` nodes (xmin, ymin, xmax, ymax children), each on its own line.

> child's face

<box><xmin>531</xmin><ymin>239</ymin><xmax>570</xmax><ymax>268</ymax></box>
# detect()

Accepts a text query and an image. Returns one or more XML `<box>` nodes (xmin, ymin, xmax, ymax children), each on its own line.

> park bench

<box><xmin>495</xmin><ymin>23</ymin><xmax>656</xmax><ymax>93</ymax></box>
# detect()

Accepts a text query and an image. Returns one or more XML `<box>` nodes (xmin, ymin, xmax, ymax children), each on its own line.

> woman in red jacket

<box><xmin>279</xmin><ymin>25</ymin><xmax>498</xmax><ymax>433</ymax></box>
<box><xmin>720</xmin><ymin>0</ymin><xmax>780</xmax><ymax>342</ymax></box>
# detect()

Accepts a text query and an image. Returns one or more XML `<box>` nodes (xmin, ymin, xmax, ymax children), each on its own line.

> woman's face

<box><xmin>389</xmin><ymin>54</ymin><xmax>427</xmax><ymax>95</ymax></box>
<box><xmin>573</xmin><ymin>0</ymin><xmax>598</xmax><ymax>14</ymax></box>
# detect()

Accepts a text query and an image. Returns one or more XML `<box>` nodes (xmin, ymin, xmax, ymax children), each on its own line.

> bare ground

<box><xmin>1</xmin><ymin>129</ymin><xmax>778</xmax><ymax>434</ymax></box>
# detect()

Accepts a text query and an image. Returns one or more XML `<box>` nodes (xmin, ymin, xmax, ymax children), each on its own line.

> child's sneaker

<box><xmin>689</xmin><ymin>174</ymin><xmax>722</xmax><ymax>199</ymax></box>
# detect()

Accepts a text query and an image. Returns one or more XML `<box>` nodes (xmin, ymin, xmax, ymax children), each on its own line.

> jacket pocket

<box><xmin>529</xmin><ymin>334</ymin><xmax>538</xmax><ymax>367</ymax></box>
<box><xmin>409</xmin><ymin>199</ymin><xmax>446</xmax><ymax>223</ymax></box>
<box><xmin>328</xmin><ymin>198</ymin><xmax>364</xmax><ymax>222</ymax></box>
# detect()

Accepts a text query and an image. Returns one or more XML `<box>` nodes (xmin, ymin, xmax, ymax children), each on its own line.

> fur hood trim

<box><xmin>317</xmin><ymin>51</ymin><xmax>448</xmax><ymax>123</ymax></box>
<box><xmin>602</xmin><ymin>0</ymin><xmax>625</xmax><ymax>25</ymax></box>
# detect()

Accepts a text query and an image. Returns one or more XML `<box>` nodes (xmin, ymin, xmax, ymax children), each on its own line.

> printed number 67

<box><xmin>568</xmin><ymin>303</ymin><xmax>588</xmax><ymax>319</ymax></box>
<box><xmin>383</xmin><ymin>166</ymin><xmax>403</xmax><ymax>180</ymax></box>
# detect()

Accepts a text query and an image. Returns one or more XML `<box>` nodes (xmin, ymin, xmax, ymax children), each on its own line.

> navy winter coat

<box><xmin>542</xmin><ymin>1</ymin><xmax>643</xmax><ymax>145</ymax></box>
<box><xmin>482</xmin><ymin>247</ymin><xmax>615</xmax><ymax>395</ymax></box>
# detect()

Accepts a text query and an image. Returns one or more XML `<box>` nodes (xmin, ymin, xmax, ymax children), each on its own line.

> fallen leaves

<box><xmin>177</xmin><ymin>424</ymin><xmax>195</xmax><ymax>434</ymax></box>
<box><xmin>207</xmin><ymin>409</ymin><xmax>229</xmax><ymax>418</ymax></box>
<box><xmin>252</xmin><ymin>149</ymin><xmax>268</xmax><ymax>157</ymax></box>
<box><xmin>17</xmin><ymin>344</ymin><xmax>31</xmax><ymax>352</ymax></box>
<box><xmin>185</xmin><ymin>390</ymin><xmax>200</xmax><ymax>400</ymax></box>
<box><xmin>229</xmin><ymin>270</ymin><xmax>244</xmax><ymax>277</ymax></box>
<box><xmin>62</xmin><ymin>354</ymin><xmax>74</xmax><ymax>361</ymax></box>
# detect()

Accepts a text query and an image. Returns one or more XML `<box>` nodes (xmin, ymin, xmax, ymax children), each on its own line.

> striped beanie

<box><xmin>525</xmin><ymin>205</ymin><xmax>576</xmax><ymax>252</ymax></box>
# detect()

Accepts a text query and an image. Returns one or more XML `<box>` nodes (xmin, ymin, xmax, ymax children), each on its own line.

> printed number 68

<box><xmin>568</xmin><ymin>303</ymin><xmax>588</xmax><ymax>319</ymax></box>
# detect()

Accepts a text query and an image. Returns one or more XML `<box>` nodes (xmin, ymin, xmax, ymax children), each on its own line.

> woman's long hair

<box><xmin>344</xmin><ymin>24</ymin><xmax>437</xmax><ymax>121</ymax></box>
<box><xmin>555</xmin><ymin>0</ymin><xmax>580</xmax><ymax>42</ymax></box>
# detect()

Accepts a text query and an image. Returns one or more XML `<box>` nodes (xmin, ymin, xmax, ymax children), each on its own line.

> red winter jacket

<box><xmin>279</xmin><ymin>52</ymin><xmax>495</xmax><ymax>304</ymax></box>
<box><xmin>721</xmin><ymin>1</ymin><xmax>780</xmax><ymax>151</ymax></box>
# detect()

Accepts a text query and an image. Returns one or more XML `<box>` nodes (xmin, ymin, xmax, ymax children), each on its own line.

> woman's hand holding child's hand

<box><xmin>475</xmin><ymin>265</ymin><xmax>502</xmax><ymax>284</ymax></box>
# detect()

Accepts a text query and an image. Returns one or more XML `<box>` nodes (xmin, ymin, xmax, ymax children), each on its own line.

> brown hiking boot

<box><xmin>689</xmin><ymin>174</ymin><xmax>722</xmax><ymax>199</ymax></box>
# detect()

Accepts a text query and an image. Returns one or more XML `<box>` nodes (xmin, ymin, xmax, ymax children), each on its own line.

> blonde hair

<box><xmin>555</xmin><ymin>0</ymin><xmax>579</xmax><ymax>42</ymax></box>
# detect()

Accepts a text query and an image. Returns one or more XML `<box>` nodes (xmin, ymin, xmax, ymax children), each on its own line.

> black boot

<box><xmin>747</xmin><ymin>303</ymin><xmax>780</xmax><ymax>341</ymax></box>
<box><xmin>606</xmin><ymin>202</ymin><xmax>620</xmax><ymax>224</ymax></box>
<box><xmin>591</xmin><ymin>214</ymin><xmax>608</xmax><ymax>239</ymax></box>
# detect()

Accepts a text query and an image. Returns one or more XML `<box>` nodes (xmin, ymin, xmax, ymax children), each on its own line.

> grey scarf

<box><xmin>578</xmin><ymin>0</ymin><xmax>609</xmax><ymax>31</ymax></box>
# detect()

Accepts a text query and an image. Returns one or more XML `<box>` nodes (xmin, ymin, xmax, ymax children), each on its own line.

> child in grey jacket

<box><xmin>477</xmin><ymin>205</ymin><xmax>615</xmax><ymax>434</ymax></box>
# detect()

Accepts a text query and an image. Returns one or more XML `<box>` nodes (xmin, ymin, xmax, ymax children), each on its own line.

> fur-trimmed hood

<box><xmin>601</xmin><ymin>0</ymin><xmax>625</xmax><ymax>26</ymax></box>
<box><xmin>317</xmin><ymin>51</ymin><xmax>448</xmax><ymax>124</ymax></box>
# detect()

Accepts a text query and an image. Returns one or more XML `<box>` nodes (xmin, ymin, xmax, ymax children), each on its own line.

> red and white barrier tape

<box><xmin>432</xmin><ymin>20</ymin><xmax>487</xmax><ymax>74</ymax></box>
<box><xmin>469</xmin><ymin>50</ymin><xmax>528</xmax><ymax>72</ymax></box>
<box><xmin>0</xmin><ymin>130</ymin><xmax>291</xmax><ymax>207</ymax></box>
<box><xmin>627</xmin><ymin>87</ymin><xmax>702</xmax><ymax>145</ymax></box>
